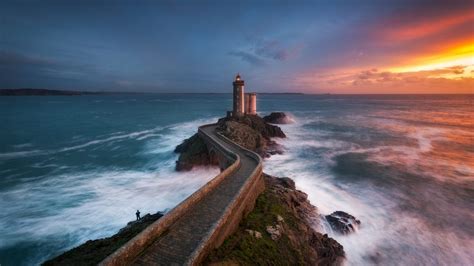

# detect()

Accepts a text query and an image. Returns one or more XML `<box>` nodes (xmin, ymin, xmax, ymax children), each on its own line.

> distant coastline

<box><xmin>0</xmin><ymin>89</ymin><xmax>308</xmax><ymax>96</ymax></box>
<box><xmin>0</xmin><ymin>88</ymin><xmax>102</xmax><ymax>96</ymax></box>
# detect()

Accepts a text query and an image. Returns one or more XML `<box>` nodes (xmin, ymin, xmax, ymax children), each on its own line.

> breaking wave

<box><xmin>0</xmin><ymin>116</ymin><xmax>219</xmax><ymax>265</ymax></box>
<box><xmin>264</xmin><ymin>110</ymin><xmax>474</xmax><ymax>265</ymax></box>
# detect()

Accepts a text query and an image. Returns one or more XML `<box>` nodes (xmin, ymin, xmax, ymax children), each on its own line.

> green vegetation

<box><xmin>206</xmin><ymin>175</ymin><xmax>344</xmax><ymax>265</ymax></box>
<box><xmin>206</xmin><ymin>187</ymin><xmax>306</xmax><ymax>265</ymax></box>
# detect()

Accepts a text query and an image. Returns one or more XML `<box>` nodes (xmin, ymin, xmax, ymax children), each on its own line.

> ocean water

<box><xmin>1</xmin><ymin>94</ymin><xmax>473</xmax><ymax>265</ymax></box>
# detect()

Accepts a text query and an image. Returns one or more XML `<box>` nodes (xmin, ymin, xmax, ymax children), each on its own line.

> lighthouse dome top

<box><xmin>235</xmin><ymin>73</ymin><xmax>241</xmax><ymax>81</ymax></box>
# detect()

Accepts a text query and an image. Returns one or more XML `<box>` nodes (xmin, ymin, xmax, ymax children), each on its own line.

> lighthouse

<box><xmin>232</xmin><ymin>73</ymin><xmax>245</xmax><ymax>117</ymax></box>
<box><xmin>245</xmin><ymin>92</ymin><xmax>257</xmax><ymax>115</ymax></box>
<box><xmin>228</xmin><ymin>74</ymin><xmax>257</xmax><ymax>118</ymax></box>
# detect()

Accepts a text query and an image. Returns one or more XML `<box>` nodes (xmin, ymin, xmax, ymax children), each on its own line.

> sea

<box><xmin>0</xmin><ymin>94</ymin><xmax>473</xmax><ymax>265</ymax></box>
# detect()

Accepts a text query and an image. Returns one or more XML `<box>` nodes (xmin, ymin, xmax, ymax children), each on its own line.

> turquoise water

<box><xmin>1</xmin><ymin>94</ymin><xmax>473</xmax><ymax>265</ymax></box>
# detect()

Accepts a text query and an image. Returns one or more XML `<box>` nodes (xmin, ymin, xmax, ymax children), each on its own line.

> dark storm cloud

<box><xmin>254</xmin><ymin>40</ymin><xmax>290</xmax><ymax>61</ymax></box>
<box><xmin>0</xmin><ymin>51</ymin><xmax>58</xmax><ymax>67</ymax></box>
<box><xmin>228</xmin><ymin>51</ymin><xmax>266</xmax><ymax>66</ymax></box>
<box><xmin>0</xmin><ymin>0</ymin><xmax>472</xmax><ymax>92</ymax></box>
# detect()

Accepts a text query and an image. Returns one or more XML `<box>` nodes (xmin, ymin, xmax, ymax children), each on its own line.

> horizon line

<box><xmin>1</xmin><ymin>88</ymin><xmax>473</xmax><ymax>95</ymax></box>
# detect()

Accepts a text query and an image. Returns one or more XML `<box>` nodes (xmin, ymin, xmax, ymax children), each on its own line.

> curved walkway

<box><xmin>101</xmin><ymin>124</ymin><xmax>263</xmax><ymax>266</ymax></box>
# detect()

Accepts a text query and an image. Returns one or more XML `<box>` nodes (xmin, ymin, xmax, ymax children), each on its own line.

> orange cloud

<box><xmin>294</xmin><ymin>66</ymin><xmax>474</xmax><ymax>94</ymax></box>
<box><xmin>389</xmin><ymin>39</ymin><xmax>474</xmax><ymax>74</ymax></box>
<box><xmin>378</xmin><ymin>9</ymin><xmax>474</xmax><ymax>43</ymax></box>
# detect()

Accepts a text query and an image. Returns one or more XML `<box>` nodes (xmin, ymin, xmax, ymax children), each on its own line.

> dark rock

<box><xmin>216</xmin><ymin>114</ymin><xmax>285</xmax><ymax>158</ymax></box>
<box><xmin>43</xmin><ymin>212</ymin><xmax>163</xmax><ymax>266</ymax></box>
<box><xmin>217</xmin><ymin>114</ymin><xmax>286</xmax><ymax>139</ymax></box>
<box><xmin>265</xmin><ymin>140</ymin><xmax>285</xmax><ymax>156</ymax></box>
<box><xmin>174</xmin><ymin>115</ymin><xmax>286</xmax><ymax>171</ymax></box>
<box><xmin>274</xmin><ymin>177</ymin><xmax>296</xmax><ymax>190</ymax></box>
<box><xmin>263</xmin><ymin>112</ymin><xmax>294</xmax><ymax>124</ymax></box>
<box><xmin>310</xmin><ymin>231</ymin><xmax>345</xmax><ymax>265</ymax></box>
<box><xmin>325</xmin><ymin>211</ymin><xmax>361</xmax><ymax>234</ymax></box>
<box><xmin>218</xmin><ymin>121</ymin><xmax>264</xmax><ymax>151</ymax></box>
<box><xmin>206</xmin><ymin>173</ymin><xmax>345</xmax><ymax>265</ymax></box>
<box><xmin>174</xmin><ymin>133</ymin><xmax>218</xmax><ymax>171</ymax></box>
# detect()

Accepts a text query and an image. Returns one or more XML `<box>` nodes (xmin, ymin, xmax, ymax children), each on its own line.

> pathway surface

<box><xmin>132</xmin><ymin>124</ymin><xmax>260</xmax><ymax>265</ymax></box>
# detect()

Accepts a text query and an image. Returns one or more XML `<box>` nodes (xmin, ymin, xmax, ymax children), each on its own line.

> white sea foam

<box><xmin>0</xmin><ymin>149</ymin><xmax>48</xmax><ymax>159</ymax></box>
<box><xmin>264</xmin><ymin>113</ymin><xmax>474</xmax><ymax>265</ymax></box>
<box><xmin>0</xmin><ymin>116</ymin><xmax>222</xmax><ymax>264</ymax></box>
<box><xmin>12</xmin><ymin>143</ymin><xmax>33</xmax><ymax>149</ymax></box>
<box><xmin>0</xmin><ymin>166</ymin><xmax>219</xmax><ymax>248</ymax></box>
<box><xmin>0</xmin><ymin>117</ymin><xmax>220</xmax><ymax>161</ymax></box>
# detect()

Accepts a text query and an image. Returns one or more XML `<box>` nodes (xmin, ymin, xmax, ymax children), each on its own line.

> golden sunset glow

<box><xmin>388</xmin><ymin>42</ymin><xmax>474</xmax><ymax>76</ymax></box>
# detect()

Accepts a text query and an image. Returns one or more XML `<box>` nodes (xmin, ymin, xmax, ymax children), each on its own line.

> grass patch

<box><xmin>206</xmin><ymin>188</ymin><xmax>306</xmax><ymax>265</ymax></box>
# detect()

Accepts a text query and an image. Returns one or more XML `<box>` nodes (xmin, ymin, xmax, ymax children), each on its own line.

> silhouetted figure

<box><xmin>136</xmin><ymin>210</ymin><xmax>141</xmax><ymax>220</ymax></box>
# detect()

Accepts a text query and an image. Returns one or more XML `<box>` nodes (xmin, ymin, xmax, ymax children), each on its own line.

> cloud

<box><xmin>351</xmin><ymin>66</ymin><xmax>471</xmax><ymax>85</ymax></box>
<box><xmin>0</xmin><ymin>51</ymin><xmax>60</xmax><ymax>68</ymax></box>
<box><xmin>254</xmin><ymin>40</ymin><xmax>289</xmax><ymax>61</ymax></box>
<box><xmin>230</xmin><ymin>36</ymin><xmax>302</xmax><ymax>66</ymax></box>
<box><xmin>0</xmin><ymin>50</ymin><xmax>102</xmax><ymax>89</ymax></box>
<box><xmin>228</xmin><ymin>50</ymin><xmax>266</xmax><ymax>66</ymax></box>
<box><xmin>449</xmin><ymin>66</ymin><xmax>465</xmax><ymax>74</ymax></box>
<box><xmin>294</xmin><ymin>65</ymin><xmax>474</xmax><ymax>93</ymax></box>
<box><xmin>376</xmin><ymin>9</ymin><xmax>474</xmax><ymax>43</ymax></box>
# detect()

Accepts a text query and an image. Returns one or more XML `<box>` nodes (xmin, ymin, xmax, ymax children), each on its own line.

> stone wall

<box><xmin>189</xmin><ymin>128</ymin><xmax>264</xmax><ymax>264</ymax></box>
<box><xmin>100</xmin><ymin>123</ymin><xmax>264</xmax><ymax>266</ymax></box>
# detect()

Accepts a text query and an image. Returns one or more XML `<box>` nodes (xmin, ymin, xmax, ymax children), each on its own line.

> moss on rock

<box><xmin>205</xmin><ymin>174</ymin><xmax>344</xmax><ymax>266</ymax></box>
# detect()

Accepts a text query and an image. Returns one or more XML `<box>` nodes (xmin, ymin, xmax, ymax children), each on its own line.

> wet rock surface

<box><xmin>216</xmin><ymin>115</ymin><xmax>285</xmax><ymax>158</ymax></box>
<box><xmin>206</xmin><ymin>173</ymin><xmax>344</xmax><ymax>265</ymax></box>
<box><xmin>174</xmin><ymin>115</ymin><xmax>286</xmax><ymax>171</ymax></box>
<box><xmin>263</xmin><ymin>112</ymin><xmax>294</xmax><ymax>124</ymax></box>
<box><xmin>217</xmin><ymin>114</ymin><xmax>286</xmax><ymax>139</ymax></box>
<box><xmin>325</xmin><ymin>211</ymin><xmax>361</xmax><ymax>234</ymax></box>
<box><xmin>43</xmin><ymin>212</ymin><xmax>163</xmax><ymax>266</ymax></box>
<box><xmin>174</xmin><ymin>133</ymin><xmax>219</xmax><ymax>171</ymax></box>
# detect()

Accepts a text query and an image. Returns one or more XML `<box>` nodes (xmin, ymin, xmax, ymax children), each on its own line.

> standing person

<box><xmin>136</xmin><ymin>209</ymin><xmax>141</xmax><ymax>220</ymax></box>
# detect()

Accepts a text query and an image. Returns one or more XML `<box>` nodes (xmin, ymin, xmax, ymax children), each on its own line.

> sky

<box><xmin>1</xmin><ymin>0</ymin><xmax>473</xmax><ymax>94</ymax></box>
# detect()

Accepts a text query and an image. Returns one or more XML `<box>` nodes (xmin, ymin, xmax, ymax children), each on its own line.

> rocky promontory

<box><xmin>263</xmin><ymin>112</ymin><xmax>294</xmax><ymax>124</ymax></box>
<box><xmin>43</xmin><ymin>212</ymin><xmax>163</xmax><ymax>266</ymax></box>
<box><xmin>205</xmin><ymin>173</ymin><xmax>345</xmax><ymax>265</ymax></box>
<box><xmin>45</xmin><ymin>113</ymin><xmax>349</xmax><ymax>265</ymax></box>
<box><xmin>175</xmin><ymin>114</ymin><xmax>286</xmax><ymax>171</ymax></box>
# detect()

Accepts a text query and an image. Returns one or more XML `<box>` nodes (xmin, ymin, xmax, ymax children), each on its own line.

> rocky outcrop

<box><xmin>263</xmin><ymin>112</ymin><xmax>294</xmax><ymax>124</ymax></box>
<box><xmin>325</xmin><ymin>211</ymin><xmax>361</xmax><ymax>235</ymax></box>
<box><xmin>216</xmin><ymin>115</ymin><xmax>285</xmax><ymax>158</ymax></box>
<box><xmin>45</xmin><ymin>120</ymin><xmax>347</xmax><ymax>265</ymax></box>
<box><xmin>174</xmin><ymin>115</ymin><xmax>286</xmax><ymax>171</ymax></box>
<box><xmin>218</xmin><ymin>114</ymin><xmax>286</xmax><ymax>139</ymax></box>
<box><xmin>43</xmin><ymin>212</ymin><xmax>163</xmax><ymax>266</ymax></box>
<box><xmin>205</xmin><ymin>173</ymin><xmax>345</xmax><ymax>265</ymax></box>
<box><xmin>174</xmin><ymin>133</ymin><xmax>219</xmax><ymax>171</ymax></box>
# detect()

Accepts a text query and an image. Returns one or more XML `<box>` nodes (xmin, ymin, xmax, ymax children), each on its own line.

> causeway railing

<box><xmin>100</xmin><ymin>123</ymin><xmax>263</xmax><ymax>266</ymax></box>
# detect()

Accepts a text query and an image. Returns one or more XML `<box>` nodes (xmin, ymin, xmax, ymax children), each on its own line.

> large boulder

<box><xmin>325</xmin><ymin>211</ymin><xmax>361</xmax><ymax>234</ymax></box>
<box><xmin>174</xmin><ymin>133</ymin><xmax>218</xmax><ymax>171</ymax></box>
<box><xmin>263</xmin><ymin>112</ymin><xmax>294</xmax><ymax>124</ymax></box>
